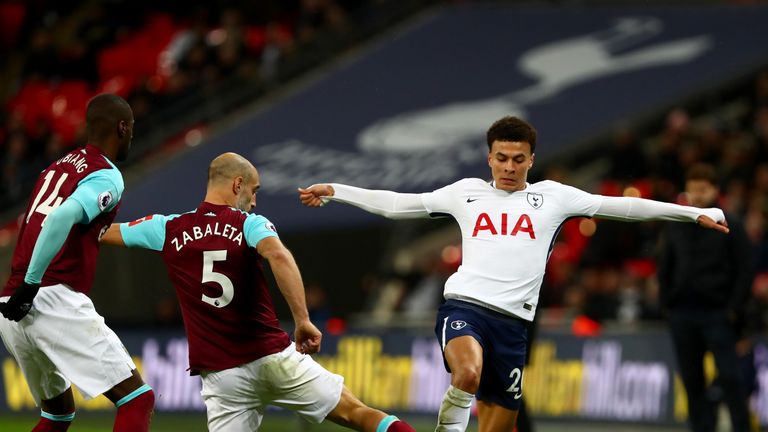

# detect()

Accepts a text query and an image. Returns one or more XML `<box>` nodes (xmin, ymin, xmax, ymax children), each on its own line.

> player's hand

<box><xmin>294</xmin><ymin>320</ymin><xmax>322</xmax><ymax>354</ymax></box>
<box><xmin>1</xmin><ymin>282</ymin><xmax>40</xmax><ymax>322</ymax></box>
<box><xmin>696</xmin><ymin>214</ymin><xmax>729</xmax><ymax>234</ymax></box>
<box><xmin>298</xmin><ymin>184</ymin><xmax>334</xmax><ymax>208</ymax></box>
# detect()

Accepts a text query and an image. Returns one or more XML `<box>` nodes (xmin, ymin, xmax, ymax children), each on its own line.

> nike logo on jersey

<box><xmin>466</xmin><ymin>197</ymin><xmax>478</xmax><ymax>203</ymax></box>
<box><xmin>204</xmin><ymin>212</ymin><xmax>217</xmax><ymax>217</ymax></box>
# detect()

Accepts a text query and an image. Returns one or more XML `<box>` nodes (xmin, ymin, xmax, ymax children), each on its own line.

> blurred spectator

<box><xmin>0</xmin><ymin>0</ymin><xmax>367</xmax><ymax>213</ymax></box>
<box><xmin>658</xmin><ymin>163</ymin><xmax>753</xmax><ymax>432</ymax></box>
<box><xmin>754</xmin><ymin>106</ymin><xmax>768</xmax><ymax>163</ymax></box>
<box><xmin>607</xmin><ymin>127</ymin><xmax>648</xmax><ymax>182</ymax></box>
<box><xmin>1</xmin><ymin>132</ymin><xmax>32</xmax><ymax>202</ymax></box>
<box><xmin>752</xmin><ymin>69</ymin><xmax>768</xmax><ymax>110</ymax></box>
<box><xmin>400</xmin><ymin>258</ymin><xmax>451</xmax><ymax>319</ymax></box>
<box><xmin>650</xmin><ymin>108</ymin><xmax>696</xmax><ymax>185</ymax></box>
<box><xmin>296</xmin><ymin>0</ymin><xmax>348</xmax><ymax>44</ymax></box>
<box><xmin>260</xmin><ymin>22</ymin><xmax>295</xmax><ymax>83</ymax></box>
<box><xmin>748</xmin><ymin>273</ymin><xmax>768</xmax><ymax>339</ymax></box>
<box><xmin>22</xmin><ymin>28</ymin><xmax>58</xmax><ymax>80</ymax></box>
<box><xmin>306</xmin><ymin>283</ymin><xmax>332</xmax><ymax>327</ymax></box>
<box><xmin>2</xmin><ymin>2</ymin><xmax>768</xmax><ymax>331</ymax></box>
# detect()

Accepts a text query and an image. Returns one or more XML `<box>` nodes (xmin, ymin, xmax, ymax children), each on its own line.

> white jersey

<box><xmin>326</xmin><ymin>178</ymin><xmax>724</xmax><ymax>321</ymax></box>
<box><xmin>421</xmin><ymin>178</ymin><xmax>603</xmax><ymax>321</ymax></box>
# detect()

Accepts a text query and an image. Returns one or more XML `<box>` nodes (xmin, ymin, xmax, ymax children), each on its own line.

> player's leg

<box><xmin>444</xmin><ymin>336</ymin><xmax>484</xmax><ymax>393</ymax></box>
<box><xmin>703</xmin><ymin>312</ymin><xmax>750</xmax><ymax>432</ymax></box>
<box><xmin>446</xmin><ymin>303</ymin><xmax>527</xmax><ymax>432</ymax></box>
<box><xmin>325</xmin><ymin>386</ymin><xmax>415</xmax><ymax>432</ymax></box>
<box><xmin>26</xmin><ymin>286</ymin><xmax>154</xmax><ymax>432</ymax></box>
<box><xmin>0</xmin><ymin>295</ymin><xmax>76</xmax><ymax>432</ymax></box>
<box><xmin>200</xmin><ymin>366</ymin><xmax>265</xmax><ymax>432</ymax></box>
<box><xmin>435</xmin><ymin>302</ymin><xmax>485</xmax><ymax>432</ymax></box>
<box><xmin>267</xmin><ymin>344</ymin><xmax>415</xmax><ymax>431</ymax></box>
<box><xmin>35</xmin><ymin>388</ymin><xmax>76</xmax><ymax>432</ymax></box>
<box><xmin>440</xmin><ymin>336</ymin><xmax>483</xmax><ymax>431</ymax></box>
<box><xmin>476</xmin><ymin>400</ymin><xmax>517</xmax><ymax>432</ymax></box>
<box><xmin>668</xmin><ymin>311</ymin><xmax>713</xmax><ymax>431</ymax></box>
<box><xmin>103</xmin><ymin>369</ymin><xmax>155</xmax><ymax>432</ymax></box>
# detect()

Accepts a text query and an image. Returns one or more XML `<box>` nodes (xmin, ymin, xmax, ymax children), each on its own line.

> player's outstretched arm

<box><xmin>257</xmin><ymin>236</ymin><xmax>322</xmax><ymax>354</ymax></box>
<box><xmin>298</xmin><ymin>183</ymin><xmax>430</xmax><ymax>219</ymax></box>
<box><xmin>695</xmin><ymin>214</ymin><xmax>729</xmax><ymax>233</ymax></box>
<box><xmin>100</xmin><ymin>224</ymin><xmax>126</xmax><ymax>246</ymax></box>
<box><xmin>298</xmin><ymin>184</ymin><xmax>335</xmax><ymax>207</ymax></box>
<box><xmin>594</xmin><ymin>196</ymin><xmax>730</xmax><ymax>233</ymax></box>
<box><xmin>101</xmin><ymin>215</ymin><xmax>167</xmax><ymax>251</ymax></box>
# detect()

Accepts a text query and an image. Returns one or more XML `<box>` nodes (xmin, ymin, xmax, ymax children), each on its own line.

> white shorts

<box><xmin>200</xmin><ymin>343</ymin><xmax>344</xmax><ymax>432</ymax></box>
<box><xmin>0</xmin><ymin>284</ymin><xmax>136</xmax><ymax>404</ymax></box>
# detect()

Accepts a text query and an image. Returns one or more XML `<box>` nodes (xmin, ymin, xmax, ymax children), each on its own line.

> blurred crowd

<box><xmin>0</xmin><ymin>0</ymin><xmax>366</xmax><ymax>209</ymax></box>
<box><xmin>558</xmin><ymin>71</ymin><xmax>768</xmax><ymax>332</ymax></box>
<box><xmin>2</xmin><ymin>1</ymin><xmax>768</xmax><ymax>337</ymax></box>
<box><xmin>363</xmin><ymin>70</ymin><xmax>768</xmax><ymax>337</ymax></box>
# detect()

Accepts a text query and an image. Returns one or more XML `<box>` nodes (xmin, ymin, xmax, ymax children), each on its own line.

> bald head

<box><xmin>206</xmin><ymin>153</ymin><xmax>260</xmax><ymax>211</ymax></box>
<box><xmin>86</xmin><ymin>94</ymin><xmax>133</xmax><ymax>142</ymax></box>
<box><xmin>208</xmin><ymin>153</ymin><xmax>257</xmax><ymax>186</ymax></box>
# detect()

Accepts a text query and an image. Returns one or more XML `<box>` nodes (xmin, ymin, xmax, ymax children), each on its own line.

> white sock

<box><xmin>435</xmin><ymin>385</ymin><xmax>474</xmax><ymax>432</ymax></box>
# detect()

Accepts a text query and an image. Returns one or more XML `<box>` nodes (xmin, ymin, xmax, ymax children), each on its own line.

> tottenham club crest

<box><xmin>526</xmin><ymin>193</ymin><xmax>543</xmax><ymax>209</ymax></box>
<box><xmin>451</xmin><ymin>320</ymin><xmax>467</xmax><ymax>330</ymax></box>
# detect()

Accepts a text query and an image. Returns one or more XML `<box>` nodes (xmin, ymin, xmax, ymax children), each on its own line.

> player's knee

<box><xmin>116</xmin><ymin>386</ymin><xmax>155</xmax><ymax>411</ymax></box>
<box><xmin>452</xmin><ymin>364</ymin><xmax>481</xmax><ymax>393</ymax></box>
<box><xmin>143</xmin><ymin>389</ymin><xmax>155</xmax><ymax>409</ymax></box>
<box><xmin>329</xmin><ymin>388</ymin><xmax>371</xmax><ymax>424</ymax></box>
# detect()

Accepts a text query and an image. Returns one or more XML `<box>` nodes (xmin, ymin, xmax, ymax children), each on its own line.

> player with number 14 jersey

<box><xmin>3</xmin><ymin>144</ymin><xmax>122</xmax><ymax>297</ymax></box>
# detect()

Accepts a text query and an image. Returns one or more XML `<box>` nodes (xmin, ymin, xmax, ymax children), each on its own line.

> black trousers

<box><xmin>668</xmin><ymin>309</ymin><xmax>751</xmax><ymax>432</ymax></box>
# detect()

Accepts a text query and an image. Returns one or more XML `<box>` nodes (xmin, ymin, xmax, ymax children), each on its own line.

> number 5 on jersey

<box><xmin>202</xmin><ymin>250</ymin><xmax>234</xmax><ymax>308</ymax></box>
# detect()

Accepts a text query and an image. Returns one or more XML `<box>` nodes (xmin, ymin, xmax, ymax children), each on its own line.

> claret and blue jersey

<box><xmin>119</xmin><ymin>202</ymin><xmax>291</xmax><ymax>373</ymax></box>
<box><xmin>2</xmin><ymin>144</ymin><xmax>124</xmax><ymax>297</ymax></box>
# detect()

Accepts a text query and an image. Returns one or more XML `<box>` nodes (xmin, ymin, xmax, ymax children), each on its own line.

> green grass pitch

<box><xmin>0</xmin><ymin>412</ymin><xmax>444</xmax><ymax>432</ymax></box>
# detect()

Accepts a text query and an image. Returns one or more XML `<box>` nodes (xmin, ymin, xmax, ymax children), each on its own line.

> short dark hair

<box><xmin>487</xmin><ymin>116</ymin><xmax>537</xmax><ymax>153</ymax></box>
<box><xmin>86</xmin><ymin>93</ymin><xmax>132</xmax><ymax>141</ymax></box>
<box><xmin>685</xmin><ymin>163</ymin><xmax>718</xmax><ymax>186</ymax></box>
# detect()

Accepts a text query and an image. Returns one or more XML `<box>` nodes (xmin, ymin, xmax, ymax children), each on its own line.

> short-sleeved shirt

<box><xmin>120</xmin><ymin>202</ymin><xmax>290</xmax><ymax>373</ymax></box>
<box><xmin>421</xmin><ymin>178</ymin><xmax>603</xmax><ymax>320</ymax></box>
<box><xmin>2</xmin><ymin>144</ymin><xmax>123</xmax><ymax>296</ymax></box>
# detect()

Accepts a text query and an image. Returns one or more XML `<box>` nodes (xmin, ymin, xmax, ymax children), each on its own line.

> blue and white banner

<box><xmin>121</xmin><ymin>4</ymin><xmax>768</xmax><ymax>231</ymax></box>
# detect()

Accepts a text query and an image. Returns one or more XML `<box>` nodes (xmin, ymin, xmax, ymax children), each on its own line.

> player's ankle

<box><xmin>375</xmin><ymin>415</ymin><xmax>416</xmax><ymax>432</ymax></box>
<box><xmin>446</xmin><ymin>385</ymin><xmax>474</xmax><ymax>407</ymax></box>
<box><xmin>33</xmin><ymin>411</ymin><xmax>75</xmax><ymax>432</ymax></box>
<box><xmin>114</xmin><ymin>387</ymin><xmax>154</xmax><ymax>432</ymax></box>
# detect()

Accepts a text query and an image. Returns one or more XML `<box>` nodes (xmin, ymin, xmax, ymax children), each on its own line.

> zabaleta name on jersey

<box><xmin>171</xmin><ymin>222</ymin><xmax>244</xmax><ymax>251</ymax></box>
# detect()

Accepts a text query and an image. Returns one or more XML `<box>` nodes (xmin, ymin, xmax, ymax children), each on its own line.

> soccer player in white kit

<box><xmin>298</xmin><ymin>116</ymin><xmax>730</xmax><ymax>432</ymax></box>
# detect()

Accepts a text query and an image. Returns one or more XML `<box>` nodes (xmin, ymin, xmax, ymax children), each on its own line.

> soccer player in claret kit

<box><xmin>0</xmin><ymin>94</ymin><xmax>154</xmax><ymax>432</ymax></box>
<box><xmin>299</xmin><ymin>116</ymin><xmax>731</xmax><ymax>432</ymax></box>
<box><xmin>101</xmin><ymin>153</ymin><xmax>415</xmax><ymax>432</ymax></box>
